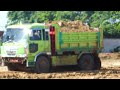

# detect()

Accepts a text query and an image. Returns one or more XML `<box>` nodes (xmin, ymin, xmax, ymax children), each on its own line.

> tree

<box><xmin>7</xmin><ymin>11</ymin><xmax>120</xmax><ymax>38</ymax></box>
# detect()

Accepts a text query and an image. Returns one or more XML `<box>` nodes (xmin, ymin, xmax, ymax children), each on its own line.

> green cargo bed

<box><xmin>53</xmin><ymin>24</ymin><xmax>103</xmax><ymax>53</ymax></box>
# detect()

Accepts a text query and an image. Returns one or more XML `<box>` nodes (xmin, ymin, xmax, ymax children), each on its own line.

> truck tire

<box><xmin>94</xmin><ymin>56</ymin><xmax>101</xmax><ymax>70</ymax></box>
<box><xmin>78</xmin><ymin>54</ymin><xmax>95</xmax><ymax>70</ymax></box>
<box><xmin>35</xmin><ymin>56</ymin><xmax>51</xmax><ymax>73</ymax></box>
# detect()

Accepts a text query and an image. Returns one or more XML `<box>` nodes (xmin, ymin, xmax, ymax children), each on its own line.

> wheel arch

<box><xmin>34</xmin><ymin>52</ymin><xmax>51</xmax><ymax>62</ymax></box>
<box><xmin>77</xmin><ymin>52</ymin><xmax>93</xmax><ymax>62</ymax></box>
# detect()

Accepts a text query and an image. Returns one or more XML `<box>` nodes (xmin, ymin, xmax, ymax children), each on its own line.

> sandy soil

<box><xmin>0</xmin><ymin>53</ymin><xmax>120</xmax><ymax>79</ymax></box>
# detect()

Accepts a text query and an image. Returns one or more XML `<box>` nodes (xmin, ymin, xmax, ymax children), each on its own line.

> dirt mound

<box><xmin>47</xmin><ymin>20</ymin><xmax>99</xmax><ymax>32</ymax></box>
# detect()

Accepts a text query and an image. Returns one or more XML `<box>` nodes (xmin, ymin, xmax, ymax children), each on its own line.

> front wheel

<box><xmin>78</xmin><ymin>54</ymin><xmax>95</xmax><ymax>70</ymax></box>
<box><xmin>35</xmin><ymin>56</ymin><xmax>51</xmax><ymax>73</ymax></box>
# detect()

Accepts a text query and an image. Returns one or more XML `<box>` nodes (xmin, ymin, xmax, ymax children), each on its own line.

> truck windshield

<box><xmin>2</xmin><ymin>28</ymin><xmax>27</xmax><ymax>42</ymax></box>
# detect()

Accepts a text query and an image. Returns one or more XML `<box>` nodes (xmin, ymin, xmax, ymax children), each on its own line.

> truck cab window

<box><xmin>42</xmin><ymin>29</ymin><xmax>45</xmax><ymax>40</ymax></box>
<box><xmin>30</xmin><ymin>30</ymin><xmax>41</xmax><ymax>40</ymax></box>
<box><xmin>42</xmin><ymin>29</ymin><xmax>49</xmax><ymax>40</ymax></box>
<box><xmin>45</xmin><ymin>31</ymin><xmax>49</xmax><ymax>40</ymax></box>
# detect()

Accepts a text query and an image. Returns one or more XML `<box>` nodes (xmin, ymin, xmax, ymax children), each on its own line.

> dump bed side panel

<box><xmin>52</xmin><ymin>24</ymin><xmax>103</xmax><ymax>54</ymax></box>
<box><xmin>59</xmin><ymin>32</ymin><xmax>99</xmax><ymax>51</ymax></box>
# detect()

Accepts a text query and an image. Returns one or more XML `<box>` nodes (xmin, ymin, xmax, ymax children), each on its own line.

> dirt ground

<box><xmin>0</xmin><ymin>53</ymin><xmax>120</xmax><ymax>79</ymax></box>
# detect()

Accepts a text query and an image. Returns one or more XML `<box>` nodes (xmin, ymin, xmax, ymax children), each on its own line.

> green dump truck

<box><xmin>27</xmin><ymin>23</ymin><xmax>103</xmax><ymax>73</ymax></box>
<box><xmin>1</xmin><ymin>23</ymin><xmax>103</xmax><ymax>73</ymax></box>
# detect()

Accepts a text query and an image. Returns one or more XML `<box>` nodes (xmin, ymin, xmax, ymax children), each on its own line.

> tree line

<box><xmin>7</xmin><ymin>11</ymin><xmax>120</xmax><ymax>38</ymax></box>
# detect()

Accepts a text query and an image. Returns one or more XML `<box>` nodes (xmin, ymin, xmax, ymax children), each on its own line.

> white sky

<box><xmin>0</xmin><ymin>11</ymin><xmax>8</xmax><ymax>30</ymax></box>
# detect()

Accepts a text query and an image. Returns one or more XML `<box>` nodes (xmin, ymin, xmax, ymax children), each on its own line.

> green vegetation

<box><xmin>7</xmin><ymin>11</ymin><xmax>120</xmax><ymax>38</ymax></box>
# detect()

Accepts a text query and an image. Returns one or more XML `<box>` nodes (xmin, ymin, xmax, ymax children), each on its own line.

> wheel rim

<box><xmin>39</xmin><ymin>59</ymin><xmax>49</xmax><ymax>70</ymax></box>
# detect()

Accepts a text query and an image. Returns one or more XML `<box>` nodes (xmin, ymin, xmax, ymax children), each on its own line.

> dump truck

<box><xmin>0</xmin><ymin>22</ymin><xmax>103</xmax><ymax>73</ymax></box>
<box><xmin>27</xmin><ymin>22</ymin><xmax>103</xmax><ymax>73</ymax></box>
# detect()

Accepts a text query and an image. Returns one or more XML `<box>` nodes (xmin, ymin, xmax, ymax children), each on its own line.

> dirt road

<box><xmin>0</xmin><ymin>53</ymin><xmax>120</xmax><ymax>79</ymax></box>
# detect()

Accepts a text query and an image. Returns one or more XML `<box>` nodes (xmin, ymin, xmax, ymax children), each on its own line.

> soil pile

<box><xmin>47</xmin><ymin>20</ymin><xmax>99</xmax><ymax>32</ymax></box>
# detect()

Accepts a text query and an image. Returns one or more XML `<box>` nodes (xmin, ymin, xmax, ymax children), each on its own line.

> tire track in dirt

<box><xmin>0</xmin><ymin>53</ymin><xmax>120</xmax><ymax>79</ymax></box>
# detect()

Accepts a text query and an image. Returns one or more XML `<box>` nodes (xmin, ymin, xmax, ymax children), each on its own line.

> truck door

<box><xmin>42</xmin><ymin>28</ymin><xmax>50</xmax><ymax>52</ymax></box>
<box><xmin>28</xmin><ymin>28</ymin><xmax>50</xmax><ymax>54</ymax></box>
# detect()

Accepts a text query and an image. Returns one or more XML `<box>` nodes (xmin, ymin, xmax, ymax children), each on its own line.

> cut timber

<box><xmin>0</xmin><ymin>66</ymin><xmax>9</xmax><ymax>72</ymax></box>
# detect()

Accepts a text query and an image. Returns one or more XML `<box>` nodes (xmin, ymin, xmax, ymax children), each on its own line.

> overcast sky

<box><xmin>0</xmin><ymin>11</ymin><xmax>8</xmax><ymax>30</ymax></box>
